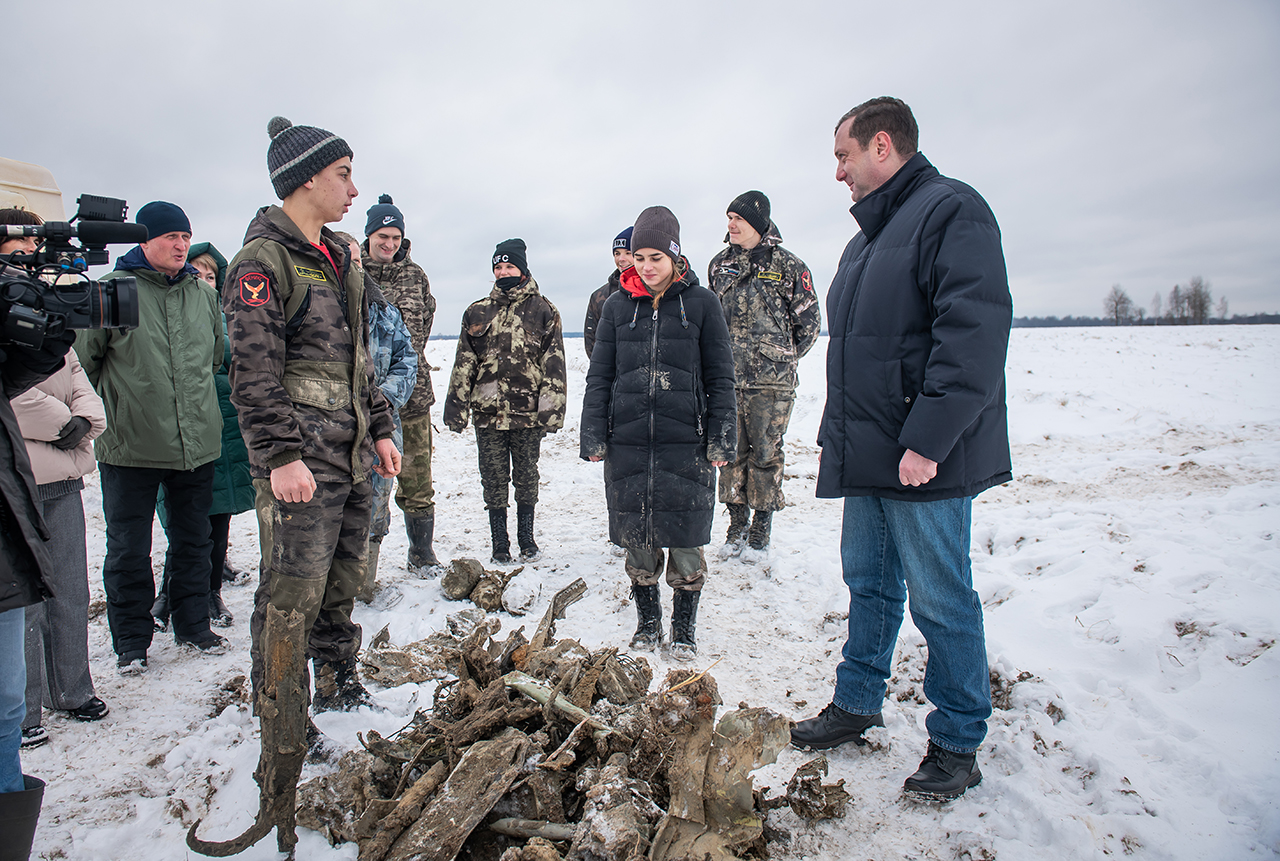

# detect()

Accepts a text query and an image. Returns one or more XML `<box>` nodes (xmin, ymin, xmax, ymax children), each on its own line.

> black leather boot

<box><xmin>312</xmin><ymin>656</ymin><xmax>376</xmax><ymax>712</ymax></box>
<box><xmin>209</xmin><ymin>589</ymin><xmax>233</xmax><ymax>627</ymax></box>
<box><xmin>489</xmin><ymin>508</ymin><xmax>512</xmax><ymax>564</ymax></box>
<box><xmin>0</xmin><ymin>775</ymin><xmax>44</xmax><ymax>861</ymax></box>
<box><xmin>516</xmin><ymin>504</ymin><xmax>539</xmax><ymax>561</ymax></box>
<box><xmin>723</xmin><ymin>503</ymin><xmax>749</xmax><ymax>556</ymax></box>
<box><xmin>791</xmin><ymin>703</ymin><xmax>885</xmax><ymax>750</ymax></box>
<box><xmin>669</xmin><ymin>589</ymin><xmax>700</xmax><ymax>661</ymax></box>
<box><xmin>903</xmin><ymin>741</ymin><xmax>983</xmax><ymax>800</ymax></box>
<box><xmin>629</xmin><ymin>583</ymin><xmax>662</xmax><ymax>651</ymax></box>
<box><xmin>747</xmin><ymin>510</ymin><xmax>773</xmax><ymax>550</ymax></box>
<box><xmin>405</xmin><ymin>512</ymin><xmax>442</xmax><ymax>575</ymax></box>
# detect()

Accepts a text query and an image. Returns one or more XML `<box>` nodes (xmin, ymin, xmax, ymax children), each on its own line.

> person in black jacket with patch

<box><xmin>580</xmin><ymin>206</ymin><xmax>736</xmax><ymax>662</ymax></box>
<box><xmin>791</xmin><ymin>98</ymin><xmax>1012</xmax><ymax>802</ymax></box>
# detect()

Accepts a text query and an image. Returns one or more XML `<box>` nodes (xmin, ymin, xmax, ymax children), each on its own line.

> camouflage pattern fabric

<box><xmin>248</xmin><ymin>478</ymin><xmax>370</xmax><ymax>699</ymax></box>
<box><xmin>475</xmin><ymin>426</ymin><xmax>542</xmax><ymax>510</ymax></box>
<box><xmin>717</xmin><ymin>389</ymin><xmax>795</xmax><ymax>511</ymax></box>
<box><xmin>361</xmin><ymin>237</ymin><xmax>436</xmax><ymax>417</ymax></box>
<box><xmin>223</xmin><ymin>205</ymin><xmax>395</xmax><ymax>484</ymax></box>
<box><xmin>367</xmin><ymin>295</ymin><xmax>416</xmax><ymax>537</ymax></box>
<box><xmin>443</xmin><ymin>278</ymin><xmax>567</xmax><ymax>433</ymax></box>
<box><xmin>582</xmin><ymin>269</ymin><xmax>621</xmax><ymax>359</ymax></box>
<box><xmin>395</xmin><ymin>413</ymin><xmax>435</xmax><ymax>515</ymax></box>
<box><xmin>706</xmin><ymin>228</ymin><xmax>821</xmax><ymax>393</ymax></box>
<box><xmin>624</xmin><ymin>546</ymin><xmax>706</xmax><ymax>591</ymax></box>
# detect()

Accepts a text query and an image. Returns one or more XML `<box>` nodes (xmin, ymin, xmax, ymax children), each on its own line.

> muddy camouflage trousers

<box><xmin>250</xmin><ymin>478</ymin><xmax>370</xmax><ymax>699</ymax></box>
<box><xmin>625</xmin><ymin>546</ymin><xmax>707</xmax><ymax>591</ymax></box>
<box><xmin>394</xmin><ymin>413</ymin><xmax>435</xmax><ymax>516</ymax></box>
<box><xmin>475</xmin><ymin>426</ymin><xmax>542</xmax><ymax>510</ymax></box>
<box><xmin>717</xmin><ymin>388</ymin><xmax>795</xmax><ymax>511</ymax></box>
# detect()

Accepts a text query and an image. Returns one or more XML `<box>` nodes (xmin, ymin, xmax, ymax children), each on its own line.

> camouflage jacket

<box><xmin>443</xmin><ymin>278</ymin><xmax>567</xmax><ymax>433</ymax></box>
<box><xmin>361</xmin><ymin>238</ymin><xmax>435</xmax><ymax>417</ymax></box>
<box><xmin>367</xmin><ymin>285</ymin><xmax>418</xmax><ymax>413</ymax></box>
<box><xmin>707</xmin><ymin>227</ymin><xmax>821</xmax><ymax>392</ymax></box>
<box><xmin>223</xmin><ymin>205</ymin><xmax>395</xmax><ymax>483</ymax></box>
<box><xmin>582</xmin><ymin>268</ymin><xmax>622</xmax><ymax>359</ymax></box>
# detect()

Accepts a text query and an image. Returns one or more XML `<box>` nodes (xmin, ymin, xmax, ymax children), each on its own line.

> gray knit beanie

<box><xmin>266</xmin><ymin>116</ymin><xmax>353</xmax><ymax>200</ymax></box>
<box><xmin>631</xmin><ymin>205</ymin><xmax>681</xmax><ymax>261</ymax></box>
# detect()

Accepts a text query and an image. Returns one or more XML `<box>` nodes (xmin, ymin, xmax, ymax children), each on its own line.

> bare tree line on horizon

<box><xmin>1103</xmin><ymin>276</ymin><xmax>1230</xmax><ymax>326</ymax></box>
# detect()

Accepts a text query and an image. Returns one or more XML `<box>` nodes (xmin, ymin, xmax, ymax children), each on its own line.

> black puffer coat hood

<box><xmin>581</xmin><ymin>265</ymin><xmax>737</xmax><ymax>549</ymax></box>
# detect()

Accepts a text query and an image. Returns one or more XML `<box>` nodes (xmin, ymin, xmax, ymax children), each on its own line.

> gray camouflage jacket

<box><xmin>707</xmin><ymin>226</ymin><xmax>821</xmax><ymax>392</ymax></box>
<box><xmin>443</xmin><ymin>278</ymin><xmax>567</xmax><ymax>433</ymax></box>
<box><xmin>361</xmin><ymin>238</ymin><xmax>435</xmax><ymax>417</ymax></box>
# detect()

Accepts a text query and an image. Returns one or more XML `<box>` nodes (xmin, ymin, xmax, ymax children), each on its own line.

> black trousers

<box><xmin>100</xmin><ymin>462</ymin><xmax>215</xmax><ymax>656</ymax></box>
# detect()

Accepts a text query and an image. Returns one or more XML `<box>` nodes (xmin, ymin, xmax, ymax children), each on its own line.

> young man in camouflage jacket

<box><xmin>361</xmin><ymin>196</ymin><xmax>440</xmax><ymax>574</ymax></box>
<box><xmin>443</xmin><ymin>238</ymin><xmax>567</xmax><ymax>563</ymax></box>
<box><xmin>707</xmin><ymin>191</ymin><xmax>821</xmax><ymax>555</ymax></box>
<box><xmin>224</xmin><ymin>117</ymin><xmax>399</xmax><ymax>716</ymax></box>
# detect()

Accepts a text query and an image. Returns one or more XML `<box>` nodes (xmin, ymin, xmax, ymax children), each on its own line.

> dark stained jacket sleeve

<box><xmin>896</xmin><ymin>193</ymin><xmax>1012</xmax><ymax>464</ymax></box>
<box><xmin>579</xmin><ymin>296</ymin><xmax>617</xmax><ymax>459</ymax></box>
<box><xmin>698</xmin><ymin>290</ymin><xmax>738</xmax><ymax>463</ymax></box>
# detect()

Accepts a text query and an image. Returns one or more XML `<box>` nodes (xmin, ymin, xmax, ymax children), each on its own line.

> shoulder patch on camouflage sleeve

<box><xmin>239</xmin><ymin>272</ymin><xmax>271</xmax><ymax>306</ymax></box>
<box><xmin>801</xmin><ymin>270</ymin><xmax>814</xmax><ymax>292</ymax></box>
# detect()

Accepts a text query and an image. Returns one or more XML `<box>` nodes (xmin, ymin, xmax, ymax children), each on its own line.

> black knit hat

<box><xmin>492</xmin><ymin>238</ymin><xmax>528</xmax><ymax>276</ymax></box>
<box><xmin>727</xmin><ymin>190</ymin><xmax>771</xmax><ymax>238</ymax></box>
<box><xmin>365</xmin><ymin>194</ymin><xmax>405</xmax><ymax>237</ymax></box>
<box><xmin>613</xmin><ymin>226</ymin><xmax>633</xmax><ymax>252</ymax></box>
<box><xmin>266</xmin><ymin>116</ymin><xmax>353</xmax><ymax>200</ymax></box>
<box><xmin>631</xmin><ymin>206</ymin><xmax>681</xmax><ymax>261</ymax></box>
<box><xmin>136</xmin><ymin>201</ymin><xmax>191</xmax><ymax>239</ymax></box>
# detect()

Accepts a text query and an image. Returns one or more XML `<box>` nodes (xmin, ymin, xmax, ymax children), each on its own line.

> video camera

<box><xmin>0</xmin><ymin>194</ymin><xmax>144</xmax><ymax>349</ymax></box>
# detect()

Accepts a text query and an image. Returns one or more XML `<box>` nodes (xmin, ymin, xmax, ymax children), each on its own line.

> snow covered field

<box><xmin>20</xmin><ymin>325</ymin><xmax>1280</xmax><ymax>860</ymax></box>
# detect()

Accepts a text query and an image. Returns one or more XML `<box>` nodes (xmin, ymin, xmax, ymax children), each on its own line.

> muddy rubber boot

<box><xmin>405</xmin><ymin>512</ymin><xmax>442</xmax><ymax>576</ymax></box>
<box><xmin>0</xmin><ymin>774</ymin><xmax>44</xmax><ymax>861</ymax></box>
<box><xmin>489</xmin><ymin>508</ymin><xmax>512</xmax><ymax>564</ymax></box>
<box><xmin>516</xmin><ymin>504</ymin><xmax>540</xmax><ymax>561</ymax></box>
<box><xmin>669</xmin><ymin>589</ymin><xmax>700</xmax><ymax>662</ymax></box>
<box><xmin>747</xmin><ymin>510</ymin><xmax>773</xmax><ymax>551</ymax></box>
<box><xmin>718</xmin><ymin>503</ymin><xmax>750</xmax><ymax>559</ymax></box>
<box><xmin>312</xmin><ymin>657</ymin><xmax>375</xmax><ymax>712</ymax></box>
<box><xmin>209</xmin><ymin>589</ymin><xmax>233</xmax><ymax>627</ymax></box>
<box><xmin>629</xmin><ymin>583</ymin><xmax>662</xmax><ymax>651</ymax></box>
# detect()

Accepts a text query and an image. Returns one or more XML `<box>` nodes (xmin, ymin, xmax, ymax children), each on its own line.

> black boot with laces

<box><xmin>903</xmin><ymin>741</ymin><xmax>982</xmax><ymax>800</ymax></box>
<box><xmin>790</xmin><ymin>702</ymin><xmax>884</xmax><ymax>750</ymax></box>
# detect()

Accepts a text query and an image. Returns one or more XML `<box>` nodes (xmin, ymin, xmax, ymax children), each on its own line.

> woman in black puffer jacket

<box><xmin>580</xmin><ymin>206</ymin><xmax>736</xmax><ymax>661</ymax></box>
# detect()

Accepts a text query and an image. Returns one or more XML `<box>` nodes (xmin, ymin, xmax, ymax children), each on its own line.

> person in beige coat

<box><xmin>11</xmin><ymin>351</ymin><xmax>108</xmax><ymax>748</ymax></box>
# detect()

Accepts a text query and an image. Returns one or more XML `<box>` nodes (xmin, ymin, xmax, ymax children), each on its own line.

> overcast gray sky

<box><xmin>6</xmin><ymin>0</ymin><xmax>1278</xmax><ymax>328</ymax></box>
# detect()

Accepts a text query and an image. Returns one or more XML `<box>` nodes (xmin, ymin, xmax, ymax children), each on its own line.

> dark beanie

<box><xmin>492</xmin><ymin>238</ymin><xmax>528</xmax><ymax>276</ymax></box>
<box><xmin>727</xmin><ymin>190</ymin><xmax>771</xmax><ymax>238</ymax></box>
<box><xmin>365</xmin><ymin>194</ymin><xmax>405</xmax><ymax>237</ymax></box>
<box><xmin>266</xmin><ymin>116</ymin><xmax>353</xmax><ymax>200</ymax></box>
<box><xmin>613</xmin><ymin>226</ymin><xmax>633</xmax><ymax>252</ymax></box>
<box><xmin>631</xmin><ymin>206</ymin><xmax>681</xmax><ymax>261</ymax></box>
<box><xmin>136</xmin><ymin>201</ymin><xmax>191</xmax><ymax>239</ymax></box>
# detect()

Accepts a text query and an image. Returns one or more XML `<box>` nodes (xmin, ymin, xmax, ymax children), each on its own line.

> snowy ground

<box><xmin>21</xmin><ymin>326</ymin><xmax>1280</xmax><ymax>860</ymax></box>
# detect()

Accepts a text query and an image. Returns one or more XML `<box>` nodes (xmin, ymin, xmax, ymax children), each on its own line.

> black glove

<box><xmin>51</xmin><ymin>415</ymin><xmax>91</xmax><ymax>450</ymax></box>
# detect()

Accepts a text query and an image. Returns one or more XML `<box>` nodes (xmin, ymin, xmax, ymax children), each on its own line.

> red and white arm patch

<box><xmin>238</xmin><ymin>272</ymin><xmax>271</xmax><ymax>306</ymax></box>
<box><xmin>801</xmin><ymin>269</ymin><xmax>814</xmax><ymax>292</ymax></box>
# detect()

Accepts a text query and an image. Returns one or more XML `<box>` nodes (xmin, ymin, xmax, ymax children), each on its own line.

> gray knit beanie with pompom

<box><xmin>265</xmin><ymin>116</ymin><xmax>353</xmax><ymax>200</ymax></box>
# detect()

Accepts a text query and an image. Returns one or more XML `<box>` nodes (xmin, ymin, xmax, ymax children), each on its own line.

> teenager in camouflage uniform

<box><xmin>361</xmin><ymin>196</ymin><xmax>440</xmax><ymax>574</ymax></box>
<box><xmin>443</xmin><ymin>239</ymin><xmax>567</xmax><ymax>564</ymax></box>
<box><xmin>224</xmin><ymin>117</ymin><xmax>399</xmax><ymax>716</ymax></box>
<box><xmin>336</xmin><ymin>233</ymin><xmax>417</xmax><ymax>604</ymax></box>
<box><xmin>582</xmin><ymin>227</ymin><xmax>633</xmax><ymax>360</ymax></box>
<box><xmin>707</xmin><ymin>191</ymin><xmax>821</xmax><ymax>555</ymax></box>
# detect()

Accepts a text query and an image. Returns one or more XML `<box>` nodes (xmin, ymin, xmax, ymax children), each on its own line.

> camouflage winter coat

<box><xmin>582</xmin><ymin>268</ymin><xmax>622</xmax><ymax>359</ymax></box>
<box><xmin>223</xmin><ymin>205</ymin><xmax>395</xmax><ymax>484</ymax></box>
<box><xmin>707</xmin><ymin>226</ymin><xmax>821</xmax><ymax>392</ymax></box>
<box><xmin>443</xmin><ymin>278</ymin><xmax>567</xmax><ymax>433</ymax></box>
<box><xmin>361</xmin><ymin>238</ymin><xmax>435</xmax><ymax>417</ymax></box>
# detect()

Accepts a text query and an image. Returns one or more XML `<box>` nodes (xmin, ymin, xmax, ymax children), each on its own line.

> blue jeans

<box><xmin>835</xmin><ymin>495</ymin><xmax>991</xmax><ymax>753</ymax></box>
<box><xmin>0</xmin><ymin>607</ymin><xmax>27</xmax><ymax>793</ymax></box>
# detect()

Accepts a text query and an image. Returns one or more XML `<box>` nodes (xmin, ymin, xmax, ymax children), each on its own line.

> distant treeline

<box><xmin>1014</xmin><ymin>313</ymin><xmax>1280</xmax><ymax>328</ymax></box>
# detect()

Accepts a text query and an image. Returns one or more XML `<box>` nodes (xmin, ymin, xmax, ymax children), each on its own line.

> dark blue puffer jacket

<box><xmin>581</xmin><ymin>264</ymin><xmax>737</xmax><ymax>548</ymax></box>
<box><xmin>817</xmin><ymin>152</ymin><xmax>1012</xmax><ymax>502</ymax></box>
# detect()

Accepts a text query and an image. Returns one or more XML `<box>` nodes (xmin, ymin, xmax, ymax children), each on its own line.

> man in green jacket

<box><xmin>76</xmin><ymin>201</ymin><xmax>227</xmax><ymax>674</ymax></box>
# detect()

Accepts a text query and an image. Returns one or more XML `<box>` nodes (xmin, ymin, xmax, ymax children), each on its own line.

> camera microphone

<box><xmin>0</xmin><ymin>222</ymin><xmax>149</xmax><ymax>245</ymax></box>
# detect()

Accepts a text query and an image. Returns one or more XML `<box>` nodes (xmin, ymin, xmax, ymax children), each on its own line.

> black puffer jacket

<box><xmin>581</xmin><ymin>264</ymin><xmax>736</xmax><ymax>549</ymax></box>
<box><xmin>817</xmin><ymin>153</ymin><xmax>1012</xmax><ymax>502</ymax></box>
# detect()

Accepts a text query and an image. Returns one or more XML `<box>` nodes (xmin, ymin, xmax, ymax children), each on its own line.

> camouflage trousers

<box><xmin>625</xmin><ymin>546</ymin><xmax>706</xmax><ymax>591</ymax></box>
<box><xmin>475</xmin><ymin>426</ymin><xmax>542</xmax><ymax>510</ymax></box>
<box><xmin>370</xmin><ymin>413</ymin><xmax>404</xmax><ymax>541</ymax></box>
<box><xmin>717</xmin><ymin>388</ymin><xmax>795</xmax><ymax>511</ymax></box>
<box><xmin>249</xmin><ymin>478</ymin><xmax>370</xmax><ymax>700</ymax></box>
<box><xmin>394</xmin><ymin>413</ymin><xmax>435</xmax><ymax>516</ymax></box>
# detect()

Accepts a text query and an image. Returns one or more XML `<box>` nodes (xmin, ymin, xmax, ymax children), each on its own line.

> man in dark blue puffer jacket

<box><xmin>792</xmin><ymin>97</ymin><xmax>1012</xmax><ymax>802</ymax></box>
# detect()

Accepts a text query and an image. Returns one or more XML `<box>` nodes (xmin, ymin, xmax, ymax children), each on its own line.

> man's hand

<box><xmin>374</xmin><ymin>437</ymin><xmax>402</xmax><ymax>478</ymax></box>
<box><xmin>711</xmin><ymin>460</ymin><xmax>727</xmax><ymax>468</ymax></box>
<box><xmin>271</xmin><ymin>460</ymin><xmax>317</xmax><ymax>503</ymax></box>
<box><xmin>898</xmin><ymin>449</ymin><xmax>938</xmax><ymax>487</ymax></box>
<box><xmin>587</xmin><ymin>455</ymin><xmax>602</xmax><ymax>462</ymax></box>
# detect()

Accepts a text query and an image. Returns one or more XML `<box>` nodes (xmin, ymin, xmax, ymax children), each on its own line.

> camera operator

<box><xmin>0</xmin><ymin>208</ymin><xmax>80</xmax><ymax>856</ymax></box>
